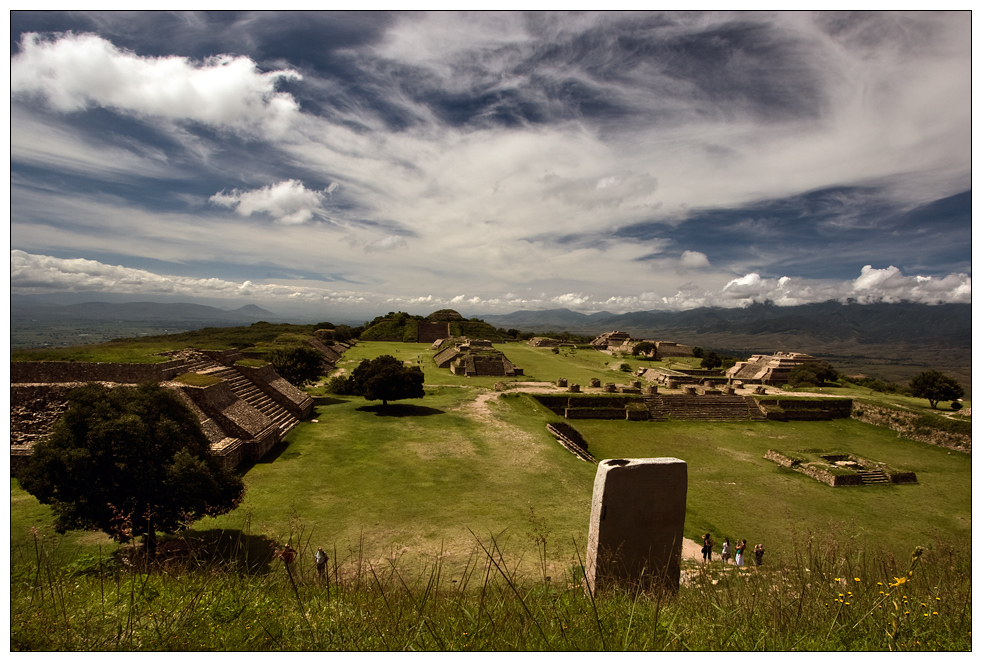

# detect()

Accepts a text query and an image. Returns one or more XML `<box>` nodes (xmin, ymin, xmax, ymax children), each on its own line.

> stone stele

<box><xmin>585</xmin><ymin>457</ymin><xmax>687</xmax><ymax>592</ymax></box>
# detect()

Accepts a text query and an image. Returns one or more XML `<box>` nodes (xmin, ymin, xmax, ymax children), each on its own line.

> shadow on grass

<box><xmin>312</xmin><ymin>396</ymin><xmax>348</xmax><ymax>407</ymax></box>
<box><xmin>183</xmin><ymin>529</ymin><xmax>279</xmax><ymax>575</ymax></box>
<box><xmin>356</xmin><ymin>403</ymin><xmax>446</xmax><ymax>417</ymax></box>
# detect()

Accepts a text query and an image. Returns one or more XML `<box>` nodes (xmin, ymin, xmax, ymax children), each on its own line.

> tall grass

<box><xmin>11</xmin><ymin>522</ymin><xmax>970</xmax><ymax>651</ymax></box>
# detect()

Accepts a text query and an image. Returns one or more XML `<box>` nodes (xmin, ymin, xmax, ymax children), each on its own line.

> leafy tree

<box><xmin>269</xmin><ymin>345</ymin><xmax>325</xmax><ymax>387</ymax></box>
<box><xmin>909</xmin><ymin>370</ymin><xmax>964</xmax><ymax>409</ymax></box>
<box><xmin>700</xmin><ymin>351</ymin><xmax>723</xmax><ymax>370</ymax></box>
<box><xmin>349</xmin><ymin>355</ymin><xmax>425</xmax><ymax>407</ymax></box>
<box><xmin>786</xmin><ymin>361</ymin><xmax>839</xmax><ymax>388</ymax></box>
<box><xmin>631</xmin><ymin>341</ymin><xmax>658</xmax><ymax>360</ymax></box>
<box><xmin>18</xmin><ymin>383</ymin><xmax>245</xmax><ymax>555</ymax></box>
<box><xmin>692</xmin><ymin>347</ymin><xmax>705</xmax><ymax>359</ymax></box>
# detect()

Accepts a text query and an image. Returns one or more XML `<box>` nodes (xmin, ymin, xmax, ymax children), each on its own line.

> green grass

<box><xmin>575</xmin><ymin>417</ymin><xmax>970</xmax><ymax>558</ymax></box>
<box><xmin>9</xmin><ymin>339</ymin><xmax>972</xmax><ymax>650</ymax></box>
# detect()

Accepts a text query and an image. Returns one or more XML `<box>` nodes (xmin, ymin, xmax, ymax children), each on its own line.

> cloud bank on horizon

<box><xmin>9</xmin><ymin>11</ymin><xmax>971</xmax><ymax>316</ymax></box>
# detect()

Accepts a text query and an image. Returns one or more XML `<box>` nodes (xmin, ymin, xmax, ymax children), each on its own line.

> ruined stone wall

<box><xmin>851</xmin><ymin>402</ymin><xmax>971</xmax><ymax>453</ymax></box>
<box><xmin>417</xmin><ymin>322</ymin><xmax>450</xmax><ymax>344</ymax></box>
<box><xmin>10</xmin><ymin>384</ymin><xmax>75</xmax><ymax>447</ymax></box>
<box><xmin>11</xmin><ymin>360</ymin><xmax>185</xmax><ymax>384</ymax></box>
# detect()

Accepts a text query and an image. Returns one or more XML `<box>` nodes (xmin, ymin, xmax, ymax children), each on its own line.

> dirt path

<box><xmin>463</xmin><ymin>385</ymin><xmax>707</xmax><ymax>561</ymax></box>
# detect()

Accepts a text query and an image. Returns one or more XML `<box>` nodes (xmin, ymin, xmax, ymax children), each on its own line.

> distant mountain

<box><xmin>481</xmin><ymin>302</ymin><xmax>971</xmax><ymax>349</ymax></box>
<box><xmin>11</xmin><ymin>300</ymin><xmax>279</xmax><ymax>325</ymax></box>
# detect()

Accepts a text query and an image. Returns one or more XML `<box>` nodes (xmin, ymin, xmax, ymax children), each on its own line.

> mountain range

<box><xmin>12</xmin><ymin>298</ymin><xmax>278</xmax><ymax>325</ymax></box>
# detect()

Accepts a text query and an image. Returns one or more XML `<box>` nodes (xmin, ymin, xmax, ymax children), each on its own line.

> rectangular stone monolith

<box><xmin>585</xmin><ymin>458</ymin><xmax>687</xmax><ymax>593</ymax></box>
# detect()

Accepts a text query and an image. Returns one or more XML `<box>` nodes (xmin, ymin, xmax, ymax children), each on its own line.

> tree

<box><xmin>692</xmin><ymin>347</ymin><xmax>705</xmax><ymax>359</ymax></box>
<box><xmin>909</xmin><ymin>370</ymin><xmax>964</xmax><ymax>409</ymax></box>
<box><xmin>700</xmin><ymin>351</ymin><xmax>723</xmax><ymax>370</ymax></box>
<box><xmin>631</xmin><ymin>341</ymin><xmax>658</xmax><ymax>360</ymax></box>
<box><xmin>786</xmin><ymin>361</ymin><xmax>839</xmax><ymax>388</ymax></box>
<box><xmin>269</xmin><ymin>345</ymin><xmax>325</xmax><ymax>387</ymax></box>
<box><xmin>18</xmin><ymin>383</ymin><xmax>245</xmax><ymax>555</ymax></box>
<box><xmin>349</xmin><ymin>355</ymin><xmax>425</xmax><ymax>407</ymax></box>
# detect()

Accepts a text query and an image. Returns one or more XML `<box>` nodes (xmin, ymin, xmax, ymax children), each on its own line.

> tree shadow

<box><xmin>116</xmin><ymin>529</ymin><xmax>280</xmax><ymax>575</ymax></box>
<box><xmin>182</xmin><ymin>528</ymin><xmax>280</xmax><ymax>575</ymax></box>
<box><xmin>356</xmin><ymin>403</ymin><xmax>445</xmax><ymax>417</ymax></box>
<box><xmin>312</xmin><ymin>396</ymin><xmax>348</xmax><ymax>407</ymax></box>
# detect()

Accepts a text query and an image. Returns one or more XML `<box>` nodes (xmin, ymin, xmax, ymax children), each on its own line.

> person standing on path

<box><xmin>701</xmin><ymin>533</ymin><xmax>713</xmax><ymax>563</ymax></box>
<box><xmin>315</xmin><ymin>546</ymin><xmax>328</xmax><ymax>580</ymax></box>
<box><xmin>721</xmin><ymin>538</ymin><xmax>731</xmax><ymax>564</ymax></box>
<box><xmin>735</xmin><ymin>539</ymin><xmax>746</xmax><ymax>567</ymax></box>
<box><xmin>754</xmin><ymin>543</ymin><xmax>765</xmax><ymax>567</ymax></box>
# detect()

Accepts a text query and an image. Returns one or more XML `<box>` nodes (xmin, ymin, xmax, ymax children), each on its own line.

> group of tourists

<box><xmin>701</xmin><ymin>533</ymin><xmax>764</xmax><ymax>567</ymax></box>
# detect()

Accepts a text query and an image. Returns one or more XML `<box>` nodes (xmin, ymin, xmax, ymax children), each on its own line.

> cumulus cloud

<box><xmin>210</xmin><ymin>180</ymin><xmax>328</xmax><ymax>224</ymax></box>
<box><xmin>679</xmin><ymin>250</ymin><xmax>710</xmax><ymax>269</ymax></box>
<box><xmin>11</xmin><ymin>32</ymin><xmax>301</xmax><ymax>135</ymax></box>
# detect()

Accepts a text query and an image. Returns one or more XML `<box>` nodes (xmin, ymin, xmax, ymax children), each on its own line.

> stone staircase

<box><xmin>208</xmin><ymin>366</ymin><xmax>300</xmax><ymax>436</ymax></box>
<box><xmin>857</xmin><ymin>469</ymin><xmax>890</xmax><ymax>485</ymax></box>
<box><xmin>177</xmin><ymin>351</ymin><xmax>301</xmax><ymax>437</ymax></box>
<box><xmin>643</xmin><ymin>394</ymin><xmax>767</xmax><ymax>422</ymax></box>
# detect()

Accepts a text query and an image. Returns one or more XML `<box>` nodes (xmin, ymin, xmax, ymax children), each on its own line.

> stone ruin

<box><xmin>590</xmin><ymin>331</ymin><xmax>632</xmax><ymax>350</ymax></box>
<box><xmin>586</xmin><ymin>458</ymin><xmax>687</xmax><ymax>593</ymax></box>
<box><xmin>432</xmin><ymin>339</ymin><xmax>523</xmax><ymax>377</ymax></box>
<box><xmin>725</xmin><ymin>352</ymin><xmax>819</xmax><ymax>385</ymax></box>
<box><xmin>9</xmin><ymin>344</ymin><xmax>347</xmax><ymax>475</ymax></box>
<box><xmin>589</xmin><ymin>332</ymin><xmax>694</xmax><ymax>358</ymax></box>
<box><xmin>527</xmin><ymin>337</ymin><xmax>562</xmax><ymax>347</ymax></box>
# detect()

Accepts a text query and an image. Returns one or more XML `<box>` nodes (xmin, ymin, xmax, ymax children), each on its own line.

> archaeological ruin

<box><xmin>10</xmin><ymin>343</ymin><xmax>349</xmax><ymax>475</ymax></box>
<box><xmin>725</xmin><ymin>352</ymin><xmax>820</xmax><ymax>385</ymax></box>
<box><xmin>432</xmin><ymin>339</ymin><xmax>523</xmax><ymax>377</ymax></box>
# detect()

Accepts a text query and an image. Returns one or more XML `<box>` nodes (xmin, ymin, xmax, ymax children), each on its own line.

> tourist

<box><xmin>721</xmin><ymin>538</ymin><xmax>731</xmax><ymax>564</ymax></box>
<box><xmin>735</xmin><ymin>539</ymin><xmax>747</xmax><ymax>567</ymax></box>
<box><xmin>315</xmin><ymin>546</ymin><xmax>328</xmax><ymax>578</ymax></box>
<box><xmin>701</xmin><ymin>533</ymin><xmax>713</xmax><ymax>563</ymax></box>
<box><xmin>754</xmin><ymin>543</ymin><xmax>765</xmax><ymax>566</ymax></box>
<box><xmin>280</xmin><ymin>544</ymin><xmax>297</xmax><ymax>566</ymax></box>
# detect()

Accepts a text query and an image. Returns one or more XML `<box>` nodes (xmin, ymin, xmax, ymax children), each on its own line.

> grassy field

<box><xmin>9</xmin><ymin>340</ymin><xmax>972</xmax><ymax>651</ymax></box>
<box><xmin>13</xmin><ymin>340</ymin><xmax>970</xmax><ymax>574</ymax></box>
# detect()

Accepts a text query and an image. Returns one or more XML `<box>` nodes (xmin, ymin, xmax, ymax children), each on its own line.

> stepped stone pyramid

<box><xmin>10</xmin><ymin>347</ymin><xmax>327</xmax><ymax>474</ymax></box>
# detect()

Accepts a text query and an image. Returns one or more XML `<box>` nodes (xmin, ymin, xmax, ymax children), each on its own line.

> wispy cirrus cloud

<box><xmin>8</xmin><ymin>12</ymin><xmax>971</xmax><ymax>316</ymax></box>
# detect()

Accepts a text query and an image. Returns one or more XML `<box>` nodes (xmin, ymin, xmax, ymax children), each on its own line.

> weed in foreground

<box><xmin>10</xmin><ymin>526</ymin><xmax>971</xmax><ymax>651</ymax></box>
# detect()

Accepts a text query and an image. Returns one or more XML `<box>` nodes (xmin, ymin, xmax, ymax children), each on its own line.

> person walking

<box><xmin>721</xmin><ymin>538</ymin><xmax>732</xmax><ymax>564</ymax></box>
<box><xmin>701</xmin><ymin>533</ymin><xmax>713</xmax><ymax>563</ymax></box>
<box><xmin>754</xmin><ymin>543</ymin><xmax>765</xmax><ymax>567</ymax></box>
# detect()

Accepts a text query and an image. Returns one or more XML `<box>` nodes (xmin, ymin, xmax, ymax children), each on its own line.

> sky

<box><xmin>8</xmin><ymin>10</ymin><xmax>973</xmax><ymax>319</ymax></box>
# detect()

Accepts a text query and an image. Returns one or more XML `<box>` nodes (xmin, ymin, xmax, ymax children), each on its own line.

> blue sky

<box><xmin>8</xmin><ymin>11</ymin><xmax>972</xmax><ymax>317</ymax></box>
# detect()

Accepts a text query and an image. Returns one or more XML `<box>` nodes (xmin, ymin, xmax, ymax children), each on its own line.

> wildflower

<box><xmin>854</xmin><ymin>577</ymin><xmax>861</xmax><ymax>582</ymax></box>
<box><xmin>890</xmin><ymin>576</ymin><xmax>907</xmax><ymax>587</ymax></box>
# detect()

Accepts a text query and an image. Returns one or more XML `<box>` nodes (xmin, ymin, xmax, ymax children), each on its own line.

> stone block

<box><xmin>557</xmin><ymin>378</ymin><xmax>568</xmax><ymax>387</ymax></box>
<box><xmin>585</xmin><ymin>458</ymin><xmax>687</xmax><ymax>593</ymax></box>
<box><xmin>645</xmin><ymin>385</ymin><xmax>658</xmax><ymax>395</ymax></box>
<box><xmin>568</xmin><ymin>383</ymin><xmax>581</xmax><ymax>393</ymax></box>
<box><xmin>590</xmin><ymin>378</ymin><xmax>601</xmax><ymax>388</ymax></box>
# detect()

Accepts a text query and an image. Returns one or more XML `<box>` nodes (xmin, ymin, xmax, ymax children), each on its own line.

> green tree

<box><xmin>787</xmin><ymin>361</ymin><xmax>839</xmax><ymax>388</ymax></box>
<box><xmin>631</xmin><ymin>341</ymin><xmax>658</xmax><ymax>360</ymax></box>
<box><xmin>700</xmin><ymin>351</ymin><xmax>723</xmax><ymax>370</ymax></box>
<box><xmin>909</xmin><ymin>370</ymin><xmax>964</xmax><ymax>409</ymax></box>
<box><xmin>18</xmin><ymin>383</ymin><xmax>244</xmax><ymax>555</ymax></box>
<box><xmin>269</xmin><ymin>345</ymin><xmax>325</xmax><ymax>387</ymax></box>
<box><xmin>350</xmin><ymin>355</ymin><xmax>425</xmax><ymax>407</ymax></box>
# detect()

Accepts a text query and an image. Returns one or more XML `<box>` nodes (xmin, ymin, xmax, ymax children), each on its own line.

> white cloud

<box><xmin>210</xmin><ymin>180</ymin><xmax>327</xmax><ymax>224</ymax></box>
<box><xmin>679</xmin><ymin>250</ymin><xmax>710</xmax><ymax>269</ymax></box>
<box><xmin>11</xmin><ymin>32</ymin><xmax>301</xmax><ymax>136</ymax></box>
